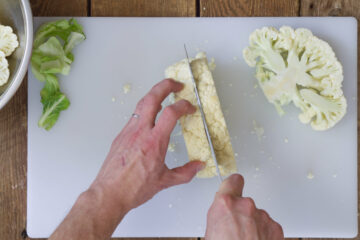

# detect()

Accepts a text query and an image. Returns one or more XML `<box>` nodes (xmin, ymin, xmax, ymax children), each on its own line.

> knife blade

<box><xmin>183</xmin><ymin>44</ymin><xmax>223</xmax><ymax>183</ymax></box>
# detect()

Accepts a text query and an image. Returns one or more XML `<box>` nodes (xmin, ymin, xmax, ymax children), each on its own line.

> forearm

<box><xmin>49</xmin><ymin>187</ymin><xmax>129</xmax><ymax>240</ymax></box>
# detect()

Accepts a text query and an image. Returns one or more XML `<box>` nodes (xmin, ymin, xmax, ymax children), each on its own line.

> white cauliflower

<box><xmin>0</xmin><ymin>25</ymin><xmax>19</xmax><ymax>56</ymax></box>
<box><xmin>0</xmin><ymin>51</ymin><xmax>9</xmax><ymax>86</ymax></box>
<box><xmin>243</xmin><ymin>26</ymin><xmax>346</xmax><ymax>131</ymax></box>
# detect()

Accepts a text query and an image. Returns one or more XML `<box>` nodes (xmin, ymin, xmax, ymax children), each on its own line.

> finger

<box><xmin>154</xmin><ymin>99</ymin><xmax>196</xmax><ymax>137</ymax></box>
<box><xmin>134</xmin><ymin>79</ymin><xmax>184</xmax><ymax>126</ymax></box>
<box><xmin>255</xmin><ymin>209</ymin><xmax>271</xmax><ymax>222</ymax></box>
<box><xmin>270</xmin><ymin>222</ymin><xmax>284</xmax><ymax>239</ymax></box>
<box><xmin>163</xmin><ymin>160</ymin><xmax>205</xmax><ymax>187</ymax></box>
<box><xmin>217</xmin><ymin>174</ymin><xmax>244</xmax><ymax>197</ymax></box>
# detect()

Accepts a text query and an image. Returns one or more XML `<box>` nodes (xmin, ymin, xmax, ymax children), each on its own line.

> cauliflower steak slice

<box><xmin>243</xmin><ymin>26</ymin><xmax>346</xmax><ymax>130</ymax></box>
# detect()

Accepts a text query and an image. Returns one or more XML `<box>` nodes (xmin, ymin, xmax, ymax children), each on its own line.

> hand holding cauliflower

<box><xmin>0</xmin><ymin>24</ymin><xmax>19</xmax><ymax>87</ymax></box>
<box><xmin>243</xmin><ymin>26</ymin><xmax>346</xmax><ymax>130</ymax></box>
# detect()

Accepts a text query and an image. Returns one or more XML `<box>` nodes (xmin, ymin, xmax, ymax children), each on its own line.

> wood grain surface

<box><xmin>92</xmin><ymin>0</ymin><xmax>196</xmax><ymax>17</ymax></box>
<box><xmin>29</xmin><ymin>0</ymin><xmax>88</xmax><ymax>16</ymax></box>
<box><xmin>300</xmin><ymin>1</ymin><xmax>360</xmax><ymax>240</ymax></box>
<box><xmin>0</xmin><ymin>1</ymin><xmax>88</xmax><ymax>240</ymax></box>
<box><xmin>200</xmin><ymin>0</ymin><xmax>300</xmax><ymax>17</ymax></box>
<box><xmin>0</xmin><ymin>0</ymin><xmax>358</xmax><ymax>240</ymax></box>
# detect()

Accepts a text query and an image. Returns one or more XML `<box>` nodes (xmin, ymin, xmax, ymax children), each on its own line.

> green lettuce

<box><xmin>31</xmin><ymin>19</ymin><xmax>85</xmax><ymax>130</ymax></box>
<box><xmin>38</xmin><ymin>93</ymin><xmax>70</xmax><ymax>130</ymax></box>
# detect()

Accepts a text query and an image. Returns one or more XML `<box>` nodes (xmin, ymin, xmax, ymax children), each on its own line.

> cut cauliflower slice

<box><xmin>0</xmin><ymin>51</ymin><xmax>9</xmax><ymax>86</ymax></box>
<box><xmin>243</xmin><ymin>26</ymin><xmax>346</xmax><ymax>130</ymax></box>
<box><xmin>0</xmin><ymin>25</ymin><xmax>19</xmax><ymax>56</ymax></box>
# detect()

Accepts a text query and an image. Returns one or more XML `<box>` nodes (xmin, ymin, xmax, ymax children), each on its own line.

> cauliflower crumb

<box><xmin>203</xmin><ymin>7</ymin><xmax>206</xmax><ymax>11</ymax></box>
<box><xmin>234</xmin><ymin>153</ymin><xmax>238</xmax><ymax>157</ymax></box>
<box><xmin>252</xmin><ymin>120</ymin><xmax>265</xmax><ymax>141</ymax></box>
<box><xmin>307</xmin><ymin>171</ymin><xmax>314</xmax><ymax>180</ymax></box>
<box><xmin>284</xmin><ymin>138</ymin><xmax>289</xmax><ymax>143</ymax></box>
<box><xmin>254</xmin><ymin>83</ymin><xmax>258</xmax><ymax>89</ymax></box>
<box><xmin>208</xmin><ymin>57</ymin><xmax>216</xmax><ymax>71</ymax></box>
<box><xmin>111</xmin><ymin>97</ymin><xmax>116</xmax><ymax>102</ymax></box>
<box><xmin>123</xmin><ymin>83</ymin><xmax>132</xmax><ymax>94</ymax></box>
<box><xmin>255</xmin><ymin>167</ymin><xmax>260</xmax><ymax>171</ymax></box>
<box><xmin>168</xmin><ymin>142</ymin><xmax>176</xmax><ymax>152</ymax></box>
<box><xmin>332</xmin><ymin>173</ymin><xmax>337</xmax><ymax>178</ymax></box>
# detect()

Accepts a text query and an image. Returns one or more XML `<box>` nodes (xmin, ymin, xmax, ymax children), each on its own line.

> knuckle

<box><xmin>136</xmin><ymin>97</ymin><xmax>145</xmax><ymax>109</ymax></box>
<box><xmin>217</xmin><ymin>194</ymin><xmax>234</xmax><ymax>211</ymax></box>
<box><xmin>144</xmin><ymin>94</ymin><xmax>157</xmax><ymax>106</ymax></box>
<box><xmin>258</xmin><ymin>209</ymin><xmax>270</xmax><ymax>221</ymax></box>
<box><xmin>273</xmin><ymin>222</ymin><xmax>284</xmax><ymax>236</ymax></box>
<box><xmin>240</xmin><ymin>197</ymin><xmax>256</xmax><ymax>216</ymax></box>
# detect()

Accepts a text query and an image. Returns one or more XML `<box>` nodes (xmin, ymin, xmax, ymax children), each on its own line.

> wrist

<box><xmin>79</xmin><ymin>184</ymin><xmax>131</xmax><ymax>227</ymax></box>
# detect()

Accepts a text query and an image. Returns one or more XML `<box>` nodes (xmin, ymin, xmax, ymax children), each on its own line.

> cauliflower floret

<box><xmin>243</xmin><ymin>26</ymin><xmax>346</xmax><ymax>130</ymax></box>
<box><xmin>0</xmin><ymin>51</ymin><xmax>9</xmax><ymax>86</ymax></box>
<box><xmin>297</xmin><ymin>89</ymin><xmax>346</xmax><ymax>130</ymax></box>
<box><xmin>0</xmin><ymin>25</ymin><xmax>19</xmax><ymax>56</ymax></box>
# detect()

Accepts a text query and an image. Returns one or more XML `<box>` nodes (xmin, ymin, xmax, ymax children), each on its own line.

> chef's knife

<box><xmin>183</xmin><ymin>44</ymin><xmax>223</xmax><ymax>183</ymax></box>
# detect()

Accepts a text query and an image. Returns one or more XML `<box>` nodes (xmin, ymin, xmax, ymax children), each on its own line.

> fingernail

<box><xmin>190</xmin><ymin>104</ymin><xmax>197</xmax><ymax>113</ymax></box>
<box><xmin>196</xmin><ymin>161</ymin><xmax>206</xmax><ymax>172</ymax></box>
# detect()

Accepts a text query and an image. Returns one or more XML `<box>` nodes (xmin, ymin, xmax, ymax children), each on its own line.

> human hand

<box><xmin>205</xmin><ymin>174</ymin><xmax>284</xmax><ymax>240</ymax></box>
<box><xmin>49</xmin><ymin>79</ymin><xmax>205</xmax><ymax>240</ymax></box>
<box><xmin>89</xmin><ymin>79</ymin><xmax>205</xmax><ymax>217</ymax></box>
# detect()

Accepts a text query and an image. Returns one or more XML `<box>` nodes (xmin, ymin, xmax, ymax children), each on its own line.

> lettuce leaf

<box><xmin>33</xmin><ymin>19</ymin><xmax>85</xmax><ymax>49</ymax></box>
<box><xmin>38</xmin><ymin>92</ymin><xmax>70</xmax><ymax>130</ymax></box>
<box><xmin>31</xmin><ymin>18</ymin><xmax>85</xmax><ymax>130</ymax></box>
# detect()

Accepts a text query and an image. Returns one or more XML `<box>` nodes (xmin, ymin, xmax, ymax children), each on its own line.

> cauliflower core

<box><xmin>243</xmin><ymin>26</ymin><xmax>346</xmax><ymax>130</ymax></box>
<box><xmin>0</xmin><ymin>25</ymin><xmax>18</xmax><ymax>56</ymax></box>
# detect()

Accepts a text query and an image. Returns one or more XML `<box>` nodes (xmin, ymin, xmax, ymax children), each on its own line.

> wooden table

<box><xmin>0</xmin><ymin>0</ymin><xmax>359</xmax><ymax>239</ymax></box>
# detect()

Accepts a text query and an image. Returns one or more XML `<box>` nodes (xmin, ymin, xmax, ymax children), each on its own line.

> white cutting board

<box><xmin>27</xmin><ymin>17</ymin><xmax>358</xmax><ymax>238</ymax></box>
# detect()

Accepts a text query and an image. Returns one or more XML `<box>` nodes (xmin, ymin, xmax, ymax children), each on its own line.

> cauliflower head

<box><xmin>0</xmin><ymin>51</ymin><xmax>9</xmax><ymax>86</ymax></box>
<box><xmin>0</xmin><ymin>25</ymin><xmax>19</xmax><ymax>56</ymax></box>
<box><xmin>243</xmin><ymin>26</ymin><xmax>346</xmax><ymax>131</ymax></box>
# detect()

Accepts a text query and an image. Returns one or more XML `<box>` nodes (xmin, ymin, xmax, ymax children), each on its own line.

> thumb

<box><xmin>218</xmin><ymin>174</ymin><xmax>245</xmax><ymax>197</ymax></box>
<box><xmin>165</xmin><ymin>160</ymin><xmax>206</xmax><ymax>187</ymax></box>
